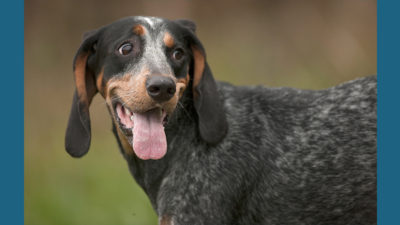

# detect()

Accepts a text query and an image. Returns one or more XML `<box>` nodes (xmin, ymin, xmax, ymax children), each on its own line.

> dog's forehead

<box><xmin>101</xmin><ymin>16</ymin><xmax>178</xmax><ymax>45</ymax></box>
<box><xmin>107</xmin><ymin>16</ymin><xmax>169</xmax><ymax>34</ymax></box>
<box><xmin>134</xmin><ymin>16</ymin><xmax>180</xmax><ymax>42</ymax></box>
<box><xmin>101</xmin><ymin>16</ymin><xmax>178</xmax><ymax>75</ymax></box>
<box><xmin>136</xmin><ymin>16</ymin><xmax>164</xmax><ymax>29</ymax></box>
<box><xmin>96</xmin><ymin>16</ymin><xmax>187</xmax><ymax>78</ymax></box>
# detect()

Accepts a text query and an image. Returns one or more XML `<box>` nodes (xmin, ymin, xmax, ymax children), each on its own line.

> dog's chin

<box><xmin>113</xmin><ymin>102</ymin><xmax>170</xmax><ymax>160</ymax></box>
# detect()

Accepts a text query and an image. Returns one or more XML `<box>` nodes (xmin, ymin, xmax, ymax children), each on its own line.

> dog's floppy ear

<box><xmin>177</xmin><ymin>21</ymin><xmax>228</xmax><ymax>144</ymax></box>
<box><xmin>191</xmin><ymin>47</ymin><xmax>228</xmax><ymax>144</ymax></box>
<box><xmin>174</xmin><ymin>19</ymin><xmax>196</xmax><ymax>33</ymax></box>
<box><xmin>65</xmin><ymin>31</ymin><xmax>99</xmax><ymax>157</ymax></box>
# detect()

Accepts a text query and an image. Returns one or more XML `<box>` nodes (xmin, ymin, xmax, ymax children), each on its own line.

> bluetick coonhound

<box><xmin>65</xmin><ymin>16</ymin><xmax>376</xmax><ymax>225</ymax></box>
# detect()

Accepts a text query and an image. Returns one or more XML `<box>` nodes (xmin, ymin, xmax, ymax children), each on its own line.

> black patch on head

<box><xmin>96</xmin><ymin>20</ymin><xmax>146</xmax><ymax>80</ymax></box>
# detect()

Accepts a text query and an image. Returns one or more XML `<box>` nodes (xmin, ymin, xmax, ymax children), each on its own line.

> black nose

<box><xmin>146</xmin><ymin>75</ymin><xmax>176</xmax><ymax>102</ymax></box>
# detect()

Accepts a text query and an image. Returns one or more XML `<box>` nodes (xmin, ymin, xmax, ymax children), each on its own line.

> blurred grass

<box><xmin>25</xmin><ymin>0</ymin><xmax>376</xmax><ymax>224</ymax></box>
<box><xmin>24</xmin><ymin>123</ymin><xmax>158</xmax><ymax>225</ymax></box>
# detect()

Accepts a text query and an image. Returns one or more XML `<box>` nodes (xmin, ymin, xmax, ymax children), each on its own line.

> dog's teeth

<box><xmin>130</xmin><ymin>115</ymin><xmax>134</xmax><ymax>121</ymax></box>
<box><xmin>124</xmin><ymin>107</ymin><xmax>131</xmax><ymax>115</ymax></box>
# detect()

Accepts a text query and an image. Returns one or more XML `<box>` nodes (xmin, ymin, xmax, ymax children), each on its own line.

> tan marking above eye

<box><xmin>163</xmin><ymin>32</ymin><xmax>174</xmax><ymax>48</ymax></box>
<box><xmin>133</xmin><ymin>24</ymin><xmax>145</xmax><ymax>36</ymax></box>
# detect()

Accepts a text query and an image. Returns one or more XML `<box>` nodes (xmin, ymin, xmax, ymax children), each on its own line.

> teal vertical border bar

<box><xmin>377</xmin><ymin>1</ymin><xmax>400</xmax><ymax>225</ymax></box>
<box><xmin>0</xmin><ymin>0</ymin><xmax>24</xmax><ymax>224</ymax></box>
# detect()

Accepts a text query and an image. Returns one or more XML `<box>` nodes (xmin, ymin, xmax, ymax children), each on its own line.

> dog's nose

<box><xmin>146</xmin><ymin>75</ymin><xmax>176</xmax><ymax>102</ymax></box>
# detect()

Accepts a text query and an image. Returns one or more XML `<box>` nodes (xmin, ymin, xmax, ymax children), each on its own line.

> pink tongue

<box><xmin>132</xmin><ymin>109</ymin><xmax>167</xmax><ymax>160</ymax></box>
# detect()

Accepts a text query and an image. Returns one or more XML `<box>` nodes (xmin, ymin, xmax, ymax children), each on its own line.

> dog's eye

<box><xmin>172</xmin><ymin>49</ymin><xmax>184</xmax><ymax>61</ymax></box>
<box><xmin>118</xmin><ymin>43</ymin><xmax>133</xmax><ymax>55</ymax></box>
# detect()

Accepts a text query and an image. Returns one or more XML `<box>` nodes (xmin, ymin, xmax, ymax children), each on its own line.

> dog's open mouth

<box><xmin>115</xmin><ymin>103</ymin><xmax>169</xmax><ymax>160</ymax></box>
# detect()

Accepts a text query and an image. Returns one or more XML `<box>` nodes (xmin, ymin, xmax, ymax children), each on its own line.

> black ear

<box><xmin>82</xmin><ymin>29</ymin><xmax>97</xmax><ymax>41</ymax></box>
<box><xmin>187</xmin><ymin>32</ymin><xmax>228</xmax><ymax>145</ymax></box>
<box><xmin>65</xmin><ymin>32</ymin><xmax>99</xmax><ymax>157</ymax></box>
<box><xmin>174</xmin><ymin>19</ymin><xmax>197</xmax><ymax>33</ymax></box>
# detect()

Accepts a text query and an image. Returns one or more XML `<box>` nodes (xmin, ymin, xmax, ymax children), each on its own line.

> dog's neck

<box><xmin>114</xmin><ymin>89</ymin><xmax>203</xmax><ymax>209</ymax></box>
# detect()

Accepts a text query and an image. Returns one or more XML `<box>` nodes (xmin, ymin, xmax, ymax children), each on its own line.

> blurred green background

<box><xmin>25</xmin><ymin>0</ymin><xmax>376</xmax><ymax>224</ymax></box>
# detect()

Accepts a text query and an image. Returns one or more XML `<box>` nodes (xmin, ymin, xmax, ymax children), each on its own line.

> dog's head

<box><xmin>65</xmin><ymin>16</ymin><xmax>227</xmax><ymax>160</ymax></box>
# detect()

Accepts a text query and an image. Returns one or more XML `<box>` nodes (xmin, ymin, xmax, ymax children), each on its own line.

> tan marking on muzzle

<box><xmin>176</xmin><ymin>74</ymin><xmax>190</xmax><ymax>98</ymax></box>
<box><xmin>106</xmin><ymin>69</ymin><xmax>154</xmax><ymax>113</ymax></box>
<box><xmin>105</xmin><ymin>69</ymin><xmax>181</xmax><ymax>154</ymax></box>
<box><xmin>116</xmin><ymin>120</ymin><xmax>134</xmax><ymax>155</ymax></box>
<box><xmin>105</xmin><ymin>70</ymin><xmax>151</xmax><ymax>155</ymax></box>
<box><xmin>104</xmin><ymin>101</ymin><xmax>133</xmax><ymax>155</ymax></box>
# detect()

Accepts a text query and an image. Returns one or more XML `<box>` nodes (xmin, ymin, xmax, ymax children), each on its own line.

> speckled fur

<box><xmin>66</xmin><ymin>16</ymin><xmax>376</xmax><ymax>225</ymax></box>
<box><xmin>116</xmin><ymin>76</ymin><xmax>376</xmax><ymax>225</ymax></box>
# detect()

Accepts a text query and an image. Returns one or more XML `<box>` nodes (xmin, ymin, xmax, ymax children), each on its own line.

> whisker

<box><xmin>177</xmin><ymin>101</ymin><xmax>194</xmax><ymax>122</ymax></box>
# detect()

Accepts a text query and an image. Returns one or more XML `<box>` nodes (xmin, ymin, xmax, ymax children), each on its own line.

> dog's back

<box><xmin>225</xmin><ymin>76</ymin><xmax>376</xmax><ymax>224</ymax></box>
<box><xmin>158</xmin><ymin>76</ymin><xmax>376</xmax><ymax>225</ymax></box>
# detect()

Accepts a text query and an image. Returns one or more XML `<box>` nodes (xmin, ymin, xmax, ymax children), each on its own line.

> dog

<box><xmin>65</xmin><ymin>16</ymin><xmax>376</xmax><ymax>225</ymax></box>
